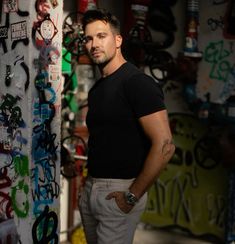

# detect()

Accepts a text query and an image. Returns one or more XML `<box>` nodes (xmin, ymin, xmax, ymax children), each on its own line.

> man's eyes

<box><xmin>84</xmin><ymin>34</ymin><xmax>107</xmax><ymax>42</ymax></box>
<box><xmin>97</xmin><ymin>33</ymin><xmax>107</xmax><ymax>39</ymax></box>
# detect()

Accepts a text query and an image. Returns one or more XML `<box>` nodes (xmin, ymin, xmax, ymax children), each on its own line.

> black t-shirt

<box><xmin>86</xmin><ymin>62</ymin><xmax>166</xmax><ymax>179</ymax></box>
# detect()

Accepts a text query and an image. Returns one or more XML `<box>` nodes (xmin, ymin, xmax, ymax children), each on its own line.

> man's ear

<box><xmin>116</xmin><ymin>34</ymin><xmax>123</xmax><ymax>48</ymax></box>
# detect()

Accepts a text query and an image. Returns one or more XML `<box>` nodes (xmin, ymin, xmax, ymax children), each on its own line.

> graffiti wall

<box><xmin>197</xmin><ymin>0</ymin><xmax>235</xmax><ymax>104</ymax></box>
<box><xmin>142</xmin><ymin>113</ymin><xmax>228</xmax><ymax>241</ymax></box>
<box><xmin>140</xmin><ymin>1</ymin><xmax>235</xmax><ymax>242</ymax></box>
<box><xmin>0</xmin><ymin>0</ymin><xmax>62</xmax><ymax>243</ymax></box>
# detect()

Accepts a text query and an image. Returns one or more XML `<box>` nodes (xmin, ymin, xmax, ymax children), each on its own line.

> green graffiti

<box><xmin>13</xmin><ymin>155</ymin><xmax>29</xmax><ymax>177</ymax></box>
<box><xmin>204</xmin><ymin>40</ymin><xmax>232</xmax><ymax>82</ymax></box>
<box><xmin>11</xmin><ymin>179</ymin><xmax>29</xmax><ymax>218</ymax></box>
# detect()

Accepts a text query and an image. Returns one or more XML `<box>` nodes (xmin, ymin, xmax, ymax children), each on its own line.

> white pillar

<box><xmin>0</xmin><ymin>0</ymin><xmax>63</xmax><ymax>243</ymax></box>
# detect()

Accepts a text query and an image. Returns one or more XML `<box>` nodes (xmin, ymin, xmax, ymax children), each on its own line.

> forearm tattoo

<box><xmin>162</xmin><ymin>139</ymin><xmax>175</xmax><ymax>159</ymax></box>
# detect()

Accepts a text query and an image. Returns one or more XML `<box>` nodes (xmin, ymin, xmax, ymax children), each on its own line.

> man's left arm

<box><xmin>106</xmin><ymin>109</ymin><xmax>175</xmax><ymax>212</ymax></box>
<box><xmin>129</xmin><ymin>109</ymin><xmax>175</xmax><ymax>200</ymax></box>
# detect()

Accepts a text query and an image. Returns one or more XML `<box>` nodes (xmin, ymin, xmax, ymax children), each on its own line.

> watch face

<box><xmin>40</xmin><ymin>20</ymin><xmax>54</xmax><ymax>39</ymax></box>
<box><xmin>125</xmin><ymin>192</ymin><xmax>138</xmax><ymax>205</ymax></box>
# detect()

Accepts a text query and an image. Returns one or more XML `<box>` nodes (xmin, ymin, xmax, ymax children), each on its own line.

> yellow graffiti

<box><xmin>142</xmin><ymin>114</ymin><xmax>228</xmax><ymax>241</ymax></box>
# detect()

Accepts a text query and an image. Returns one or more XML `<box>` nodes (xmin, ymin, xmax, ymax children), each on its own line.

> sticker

<box><xmin>49</xmin><ymin>0</ymin><xmax>58</xmax><ymax>8</ymax></box>
<box><xmin>37</xmin><ymin>14</ymin><xmax>58</xmax><ymax>44</ymax></box>
<box><xmin>3</xmin><ymin>0</ymin><xmax>18</xmax><ymax>13</ymax></box>
<box><xmin>11</xmin><ymin>21</ymin><xmax>27</xmax><ymax>41</ymax></box>
<box><xmin>0</xmin><ymin>26</ymin><xmax>8</xmax><ymax>39</ymax></box>
<box><xmin>0</xmin><ymin>125</ymin><xmax>11</xmax><ymax>152</ymax></box>
<box><xmin>48</xmin><ymin>47</ymin><xmax>60</xmax><ymax>64</ymax></box>
<box><xmin>49</xmin><ymin>64</ymin><xmax>60</xmax><ymax>82</ymax></box>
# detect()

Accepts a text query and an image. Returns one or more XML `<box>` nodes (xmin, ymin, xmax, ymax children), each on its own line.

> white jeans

<box><xmin>79</xmin><ymin>176</ymin><xmax>147</xmax><ymax>244</ymax></box>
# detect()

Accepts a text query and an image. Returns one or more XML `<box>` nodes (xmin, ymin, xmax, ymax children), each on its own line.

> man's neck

<box><xmin>101</xmin><ymin>55</ymin><xmax>127</xmax><ymax>78</ymax></box>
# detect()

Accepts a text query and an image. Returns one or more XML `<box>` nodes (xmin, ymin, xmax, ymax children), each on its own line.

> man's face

<box><xmin>84</xmin><ymin>20</ymin><xmax>120</xmax><ymax>65</ymax></box>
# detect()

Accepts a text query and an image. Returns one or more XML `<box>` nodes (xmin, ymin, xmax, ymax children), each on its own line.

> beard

<box><xmin>91</xmin><ymin>56</ymin><xmax>107</xmax><ymax>64</ymax></box>
<box><xmin>88</xmin><ymin>49</ymin><xmax>114</xmax><ymax>65</ymax></box>
<box><xmin>90</xmin><ymin>54</ymin><xmax>108</xmax><ymax>65</ymax></box>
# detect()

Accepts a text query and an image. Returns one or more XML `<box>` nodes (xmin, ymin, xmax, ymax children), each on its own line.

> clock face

<box><xmin>40</xmin><ymin>20</ymin><xmax>55</xmax><ymax>39</ymax></box>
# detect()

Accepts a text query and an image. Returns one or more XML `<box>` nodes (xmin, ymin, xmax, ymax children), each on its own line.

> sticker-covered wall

<box><xmin>0</xmin><ymin>0</ymin><xmax>62</xmax><ymax>243</ymax></box>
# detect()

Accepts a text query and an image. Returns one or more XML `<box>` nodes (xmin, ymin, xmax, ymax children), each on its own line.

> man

<box><xmin>79</xmin><ymin>8</ymin><xmax>175</xmax><ymax>244</ymax></box>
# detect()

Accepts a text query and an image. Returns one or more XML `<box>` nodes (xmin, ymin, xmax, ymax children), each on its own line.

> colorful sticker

<box><xmin>49</xmin><ymin>64</ymin><xmax>60</xmax><ymax>82</ymax></box>
<box><xmin>37</xmin><ymin>14</ymin><xmax>58</xmax><ymax>44</ymax></box>
<box><xmin>11</xmin><ymin>21</ymin><xmax>27</xmax><ymax>41</ymax></box>
<box><xmin>48</xmin><ymin>47</ymin><xmax>60</xmax><ymax>65</ymax></box>
<box><xmin>3</xmin><ymin>0</ymin><xmax>18</xmax><ymax>13</ymax></box>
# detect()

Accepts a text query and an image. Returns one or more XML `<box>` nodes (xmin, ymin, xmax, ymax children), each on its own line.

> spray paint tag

<box><xmin>0</xmin><ymin>26</ymin><xmax>8</xmax><ymax>39</ymax></box>
<box><xmin>3</xmin><ymin>0</ymin><xmax>18</xmax><ymax>13</ymax></box>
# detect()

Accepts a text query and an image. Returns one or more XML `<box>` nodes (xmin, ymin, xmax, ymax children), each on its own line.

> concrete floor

<box><xmin>61</xmin><ymin>223</ymin><xmax>218</xmax><ymax>244</ymax></box>
<box><xmin>133</xmin><ymin>223</ymin><xmax>215</xmax><ymax>244</ymax></box>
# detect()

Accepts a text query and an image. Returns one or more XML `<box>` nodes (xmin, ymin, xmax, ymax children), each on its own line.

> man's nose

<box><xmin>91</xmin><ymin>37</ymin><xmax>99</xmax><ymax>47</ymax></box>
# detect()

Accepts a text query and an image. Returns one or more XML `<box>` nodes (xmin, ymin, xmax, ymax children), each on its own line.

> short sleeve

<box><xmin>124</xmin><ymin>73</ymin><xmax>166</xmax><ymax>118</ymax></box>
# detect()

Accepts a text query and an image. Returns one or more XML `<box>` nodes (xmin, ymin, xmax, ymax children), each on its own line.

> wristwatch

<box><xmin>124</xmin><ymin>191</ymin><xmax>138</xmax><ymax>206</ymax></box>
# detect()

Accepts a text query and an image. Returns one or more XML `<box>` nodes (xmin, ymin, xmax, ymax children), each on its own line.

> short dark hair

<box><xmin>82</xmin><ymin>8</ymin><xmax>121</xmax><ymax>34</ymax></box>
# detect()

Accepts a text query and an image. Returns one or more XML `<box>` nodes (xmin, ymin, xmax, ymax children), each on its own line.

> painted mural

<box><xmin>0</xmin><ymin>0</ymin><xmax>62</xmax><ymax>243</ymax></box>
